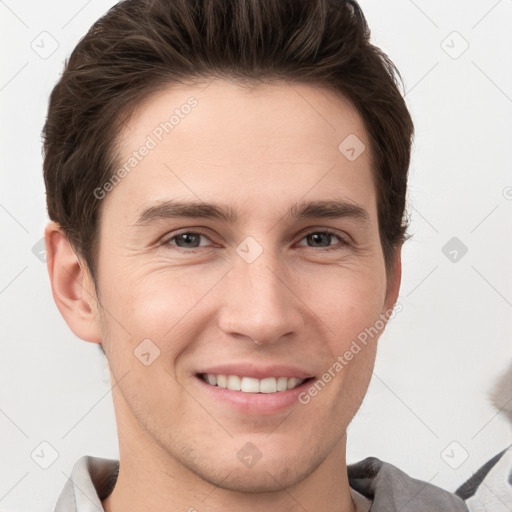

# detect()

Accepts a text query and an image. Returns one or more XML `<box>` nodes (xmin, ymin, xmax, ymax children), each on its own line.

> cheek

<box><xmin>302</xmin><ymin>274</ymin><xmax>382</xmax><ymax>414</ymax></box>
<box><xmin>308</xmin><ymin>265</ymin><xmax>387</xmax><ymax>341</ymax></box>
<box><xmin>98</xmin><ymin>262</ymin><xmax>225</xmax><ymax>357</ymax></box>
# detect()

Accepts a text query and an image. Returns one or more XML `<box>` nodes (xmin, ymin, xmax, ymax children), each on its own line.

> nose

<box><xmin>217</xmin><ymin>248</ymin><xmax>305</xmax><ymax>346</ymax></box>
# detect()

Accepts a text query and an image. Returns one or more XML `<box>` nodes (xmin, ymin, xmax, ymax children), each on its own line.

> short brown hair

<box><xmin>43</xmin><ymin>0</ymin><xmax>413</xmax><ymax>279</ymax></box>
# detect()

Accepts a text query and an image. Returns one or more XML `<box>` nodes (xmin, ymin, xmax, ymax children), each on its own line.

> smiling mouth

<box><xmin>197</xmin><ymin>373</ymin><xmax>314</xmax><ymax>393</ymax></box>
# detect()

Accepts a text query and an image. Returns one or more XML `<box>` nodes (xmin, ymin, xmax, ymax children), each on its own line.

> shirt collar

<box><xmin>55</xmin><ymin>456</ymin><xmax>117</xmax><ymax>512</ymax></box>
<box><xmin>347</xmin><ymin>457</ymin><xmax>469</xmax><ymax>511</ymax></box>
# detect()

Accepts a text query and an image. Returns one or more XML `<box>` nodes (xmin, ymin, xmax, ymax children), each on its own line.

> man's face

<box><xmin>92</xmin><ymin>80</ymin><xmax>398</xmax><ymax>491</ymax></box>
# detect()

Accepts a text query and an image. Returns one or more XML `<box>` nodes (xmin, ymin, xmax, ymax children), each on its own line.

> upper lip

<box><xmin>196</xmin><ymin>363</ymin><xmax>315</xmax><ymax>380</ymax></box>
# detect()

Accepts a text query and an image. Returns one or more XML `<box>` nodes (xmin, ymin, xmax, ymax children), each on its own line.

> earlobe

<box><xmin>45</xmin><ymin>222</ymin><xmax>102</xmax><ymax>344</ymax></box>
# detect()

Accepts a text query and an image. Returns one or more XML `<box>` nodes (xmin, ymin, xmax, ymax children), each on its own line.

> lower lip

<box><xmin>194</xmin><ymin>375</ymin><xmax>314</xmax><ymax>415</ymax></box>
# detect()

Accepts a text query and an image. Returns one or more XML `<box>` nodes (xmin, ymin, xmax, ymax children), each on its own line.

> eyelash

<box><xmin>161</xmin><ymin>228</ymin><xmax>349</xmax><ymax>253</ymax></box>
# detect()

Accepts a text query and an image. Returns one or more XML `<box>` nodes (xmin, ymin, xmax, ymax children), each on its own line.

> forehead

<box><xmin>107</xmin><ymin>79</ymin><xmax>376</xmax><ymax>221</ymax></box>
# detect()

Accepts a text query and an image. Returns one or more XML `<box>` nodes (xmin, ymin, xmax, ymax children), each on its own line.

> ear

<box><xmin>45</xmin><ymin>222</ymin><xmax>102</xmax><ymax>344</ymax></box>
<box><xmin>383</xmin><ymin>244</ymin><xmax>402</xmax><ymax>315</ymax></box>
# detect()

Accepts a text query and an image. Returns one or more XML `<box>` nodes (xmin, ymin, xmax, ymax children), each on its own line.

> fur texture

<box><xmin>490</xmin><ymin>361</ymin><xmax>512</xmax><ymax>426</ymax></box>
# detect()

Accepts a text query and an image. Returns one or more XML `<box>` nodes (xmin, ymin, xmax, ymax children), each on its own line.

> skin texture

<box><xmin>46</xmin><ymin>79</ymin><xmax>402</xmax><ymax>512</ymax></box>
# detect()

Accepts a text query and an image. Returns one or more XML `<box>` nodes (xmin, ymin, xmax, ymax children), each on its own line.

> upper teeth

<box><xmin>202</xmin><ymin>374</ymin><xmax>306</xmax><ymax>393</ymax></box>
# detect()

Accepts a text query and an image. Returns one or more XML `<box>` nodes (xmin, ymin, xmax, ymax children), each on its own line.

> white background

<box><xmin>1</xmin><ymin>1</ymin><xmax>511</xmax><ymax>511</ymax></box>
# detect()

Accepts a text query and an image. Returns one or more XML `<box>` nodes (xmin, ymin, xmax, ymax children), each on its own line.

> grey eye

<box><xmin>171</xmin><ymin>233</ymin><xmax>207</xmax><ymax>249</ymax></box>
<box><xmin>306</xmin><ymin>232</ymin><xmax>335</xmax><ymax>247</ymax></box>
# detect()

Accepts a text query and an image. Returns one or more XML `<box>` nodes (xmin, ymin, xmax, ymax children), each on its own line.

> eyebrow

<box><xmin>135</xmin><ymin>199</ymin><xmax>370</xmax><ymax>225</ymax></box>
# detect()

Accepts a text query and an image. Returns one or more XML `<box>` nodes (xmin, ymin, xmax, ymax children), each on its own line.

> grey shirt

<box><xmin>55</xmin><ymin>455</ymin><xmax>469</xmax><ymax>511</ymax></box>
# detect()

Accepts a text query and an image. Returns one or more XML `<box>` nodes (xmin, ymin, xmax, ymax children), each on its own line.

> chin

<box><xmin>183</xmin><ymin>447</ymin><xmax>325</xmax><ymax>493</ymax></box>
<box><xmin>209</xmin><ymin>463</ymin><xmax>313</xmax><ymax>493</ymax></box>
